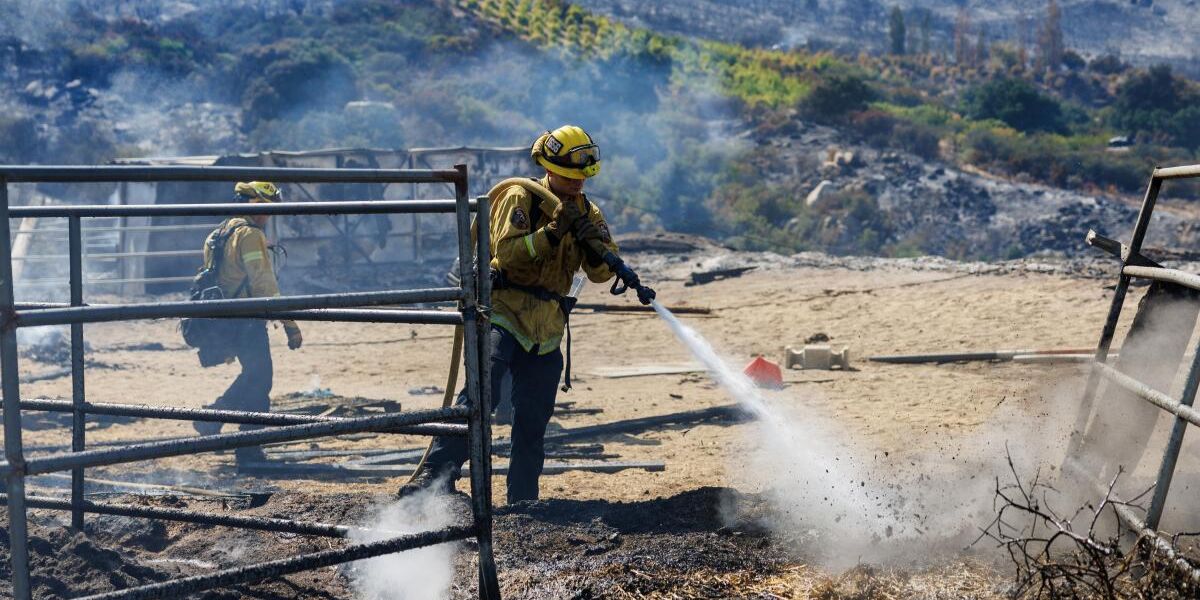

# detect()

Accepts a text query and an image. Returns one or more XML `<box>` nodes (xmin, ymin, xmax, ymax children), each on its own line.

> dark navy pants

<box><xmin>214</xmin><ymin>320</ymin><xmax>273</xmax><ymax>430</ymax></box>
<box><xmin>425</xmin><ymin>326</ymin><xmax>563</xmax><ymax>503</ymax></box>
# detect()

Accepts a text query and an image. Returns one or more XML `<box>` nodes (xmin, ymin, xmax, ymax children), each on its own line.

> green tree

<box><xmin>888</xmin><ymin>6</ymin><xmax>906</xmax><ymax>55</ymax></box>
<box><xmin>239</xmin><ymin>42</ymin><xmax>358</xmax><ymax>130</ymax></box>
<box><xmin>0</xmin><ymin>115</ymin><xmax>41</xmax><ymax>163</ymax></box>
<box><xmin>963</xmin><ymin>78</ymin><xmax>1067</xmax><ymax>133</ymax></box>
<box><xmin>918</xmin><ymin>10</ymin><xmax>932</xmax><ymax>55</ymax></box>
<box><xmin>1037</xmin><ymin>0</ymin><xmax>1063</xmax><ymax>71</ymax></box>
<box><xmin>1111</xmin><ymin>64</ymin><xmax>1200</xmax><ymax>149</ymax></box>
<box><xmin>953</xmin><ymin>8</ymin><xmax>972</xmax><ymax>65</ymax></box>
<box><xmin>802</xmin><ymin>74</ymin><xmax>875</xmax><ymax>121</ymax></box>
<box><xmin>1062</xmin><ymin>50</ymin><xmax>1085</xmax><ymax>70</ymax></box>
<box><xmin>1088</xmin><ymin>53</ymin><xmax>1125</xmax><ymax>74</ymax></box>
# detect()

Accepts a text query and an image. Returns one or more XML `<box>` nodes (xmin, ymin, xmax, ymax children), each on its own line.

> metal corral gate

<box><xmin>0</xmin><ymin>165</ymin><xmax>500</xmax><ymax>599</ymax></box>
<box><xmin>1065</xmin><ymin>163</ymin><xmax>1200</xmax><ymax>581</ymax></box>
<box><xmin>31</xmin><ymin>146</ymin><xmax>531</xmax><ymax>296</ymax></box>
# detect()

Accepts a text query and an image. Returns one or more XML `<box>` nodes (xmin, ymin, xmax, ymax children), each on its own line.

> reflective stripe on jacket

<box><xmin>203</xmin><ymin>218</ymin><xmax>280</xmax><ymax>298</ymax></box>
<box><xmin>202</xmin><ymin>217</ymin><xmax>297</xmax><ymax>331</ymax></box>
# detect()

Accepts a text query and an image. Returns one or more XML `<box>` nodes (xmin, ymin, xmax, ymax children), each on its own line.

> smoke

<box><xmin>2</xmin><ymin>1</ymin><xmax>750</xmax><ymax>238</ymax></box>
<box><xmin>653</xmin><ymin>301</ymin><xmax>1083</xmax><ymax>567</ymax></box>
<box><xmin>0</xmin><ymin>1</ymin><xmax>76</xmax><ymax>49</ymax></box>
<box><xmin>100</xmin><ymin>70</ymin><xmax>242</xmax><ymax>157</ymax></box>
<box><xmin>348</xmin><ymin>480</ymin><xmax>457</xmax><ymax>600</ymax></box>
<box><xmin>17</xmin><ymin>326</ymin><xmax>72</xmax><ymax>359</ymax></box>
<box><xmin>361</xmin><ymin>38</ymin><xmax>747</xmax><ymax>232</ymax></box>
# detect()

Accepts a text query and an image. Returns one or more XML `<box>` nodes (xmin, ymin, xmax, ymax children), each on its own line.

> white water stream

<box><xmin>651</xmin><ymin>300</ymin><xmax>922</xmax><ymax>559</ymax></box>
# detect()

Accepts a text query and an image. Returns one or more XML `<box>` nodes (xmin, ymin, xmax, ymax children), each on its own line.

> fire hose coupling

<box><xmin>602</xmin><ymin>252</ymin><xmax>656</xmax><ymax>305</ymax></box>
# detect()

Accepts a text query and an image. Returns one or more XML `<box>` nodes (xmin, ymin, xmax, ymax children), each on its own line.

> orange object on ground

<box><xmin>743</xmin><ymin>356</ymin><xmax>783</xmax><ymax>388</ymax></box>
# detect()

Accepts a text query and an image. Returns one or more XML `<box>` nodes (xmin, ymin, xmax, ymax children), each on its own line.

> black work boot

<box><xmin>494</xmin><ymin>397</ymin><xmax>513</xmax><ymax>426</ymax></box>
<box><xmin>397</xmin><ymin>468</ymin><xmax>455</xmax><ymax>499</ymax></box>
<box><xmin>235</xmin><ymin>446</ymin><xmax>267</xmax><ymax>472</ymax></box>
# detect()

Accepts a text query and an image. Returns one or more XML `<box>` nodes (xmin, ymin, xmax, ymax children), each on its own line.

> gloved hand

<box><xmin>613</xmin><ymin>261</ymin><xmax>656</xmax><ymax>305</ymax></box>
<box><xmin>613</xmin><ymin>261</ymin><xmax>641</xmax><ymax>292</ymax></box>
<box><xmin>572</xmin><ymin>215</ymin><xmax>605</xmax><ymax>244</ymax></box>
<box><xmin>546</xmin><ymin>196</ymin><xmax>586</xmax><ymax>244</ymax></box>
<box><xmin>559</xmin><ymin>194</ymin><xmax>587</xmax><ymax>222</ymax></box>
<box><xmin>283</xmin><ymin>321</ymin><xmax>303</xmax><ymax>350</ymax></box>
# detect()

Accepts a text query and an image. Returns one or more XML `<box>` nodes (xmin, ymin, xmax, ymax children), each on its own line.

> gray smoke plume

<box><xmin>348</xmin><ymin>480</ymin><xmax>457</xmax><ymax>600</ymax></box>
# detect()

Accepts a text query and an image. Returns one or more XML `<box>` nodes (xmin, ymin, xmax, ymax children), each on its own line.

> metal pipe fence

<box><xmin>0</xmin><ymin>164</ymin><xmax>499</xmax><ymax>599</ymax></box>
<box><xmin>1</xmin><ymin>494</ymin><xmax>361</xmax><ymax>539</ymax></box>
<box><xmin>1067</xmin><ymin>162</ymin><xmax>1200</xmax><ymax>579</ymax></box>
<box><xmin>20</xmin><ymin>398</ymin><xmax>468</xmax><ymax>436</ymax></box>
<box><xmin>10</xmin><ymin>198</ymin><xmax>475</xmax><ymax>295</ymax></box>
<box><xmin>12</xmin><ymin>288</ymin><xmax>463</xmax><ymax>327</ymax></box>
<box><xmin>77</xmin><ymin>525</ymin><xmax>478</xmax><ymax>600</ymax></box>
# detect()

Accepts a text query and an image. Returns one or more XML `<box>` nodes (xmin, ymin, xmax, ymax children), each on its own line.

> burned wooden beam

<box><xmin>589</xmin><ymin>364</ymin><xmax>703</xmax><ymax>378</ymax></box>
<box><xmin>18</xmin><ymin>367</ymin><xmax>71</xmax><ymax>384</ymax></box>
<box><xmin>495</xmin><ymin>443</ymin><xmax>611</xmax><ymax>460</ymax></box>
<box><xmin>1086</xmin><ymin>229</ymin><xmax>1161</xmax><ymax>268</ymax></box>
<box><xmin>33</xmin><ymin>473</ymin><xmax>248</xmax><ymax>499</ymax></box>
<box><xmin>268</xmin><ymin>443</ymin><xmax>611</xmax><ymax>462</ymax></box>
<box><xmin>356</xmin><ymin>404</ymin><xmax>744</xmax><ymax>466</ymax></box>
<box><xmin>685</xmin><ymin>266</ymin><xmax>755</xmax><ymax>287</ymax></box>
<box><xmin>869</xmin><ymin>348</ymin><xmax>1104</xmax><ymax>364</ymax></box>
<box><xmin>237</xmin><ymin>460</ymin><xmax>664</xmax><ymax>478</ymax></box>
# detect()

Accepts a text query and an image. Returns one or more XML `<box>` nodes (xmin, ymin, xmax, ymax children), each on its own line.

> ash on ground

<box><xmin>0</xmin><ymin>487</ymin><xmax>1004</xmax><ymax>599</ymax></box>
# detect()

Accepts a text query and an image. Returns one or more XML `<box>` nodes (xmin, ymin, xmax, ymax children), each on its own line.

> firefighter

<box><xmin>401</xmin><ymin>125</ymin><xmax>653</xmax><ymax>503</ymax></box>
<box><xmin>193</xmin><ymin>181</ymin><xmax>302</xmax><ymax>469</ymax></box>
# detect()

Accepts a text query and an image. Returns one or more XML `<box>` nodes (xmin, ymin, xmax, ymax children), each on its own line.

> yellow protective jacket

<box><xmin>489</xmin><ymin>177</ymin><xmax>619</xmax><ymax>354</ymax></box>
<box><xmin>203</xmin><ymin>217</ymin><xmax>297</xmax><ymax>329</ymax></box>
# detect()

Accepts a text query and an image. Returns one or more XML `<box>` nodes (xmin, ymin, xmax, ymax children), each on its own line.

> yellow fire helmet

<box><xmin>531</xmin><ymin>125</ymin><xmax>601</xmax><ymax>179</ymax></box>
<box><xmin>234</xmin><ymin>181</ymin><xmax>282</xmax><ymax>203</ymax></box>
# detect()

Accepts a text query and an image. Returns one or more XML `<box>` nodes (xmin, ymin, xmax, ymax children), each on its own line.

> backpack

<box><xmin>180</xmin><ymin>221</ymin><xmax>253</xmax><ymax>367</ymax></box>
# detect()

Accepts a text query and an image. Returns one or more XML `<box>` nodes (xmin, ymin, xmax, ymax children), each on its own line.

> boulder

<box><xmin>805</xmin><ymin>180</ymin><xmax>836</xmax><ymax>208</ymax></box>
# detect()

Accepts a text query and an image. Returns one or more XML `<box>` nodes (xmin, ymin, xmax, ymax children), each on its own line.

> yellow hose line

<box><xmin>405</xmin><ymin>324</ymin><xmax>463</xmax><ymax>484</ymax></box>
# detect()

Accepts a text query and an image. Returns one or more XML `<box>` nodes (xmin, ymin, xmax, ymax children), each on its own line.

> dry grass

<box><xmin>798</xmin><ymin>563</ymin><xmax>1005</xmax><ymax>600</ymax></box>
<box><xmin>595</xmin><ymin>561</ymin><xmax>1006</xmax><ymax>599</ymax></box>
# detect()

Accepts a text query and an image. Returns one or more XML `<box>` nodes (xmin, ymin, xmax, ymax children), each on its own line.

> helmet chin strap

<box><xmin>544</xmin><ymin>172</ymin><xmax>583</xmax><ymax>198</ymax></box>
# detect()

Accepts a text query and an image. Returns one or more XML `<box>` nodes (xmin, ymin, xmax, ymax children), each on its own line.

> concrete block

<box><xmin>784</xmin><ymin>344</ymin><xmax>851</xmax><ymax>370</ymax></box>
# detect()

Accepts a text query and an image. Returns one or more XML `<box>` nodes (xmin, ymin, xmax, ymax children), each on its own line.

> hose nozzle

<box><xmin>603</xmin><ymin>252</ymin><xmax>656</xmax><ymax>306</ymax></box>
<box><xmin>635</xmin><ymin>284</ymin><xmax>657</xmax><ymax>306</ymax></box>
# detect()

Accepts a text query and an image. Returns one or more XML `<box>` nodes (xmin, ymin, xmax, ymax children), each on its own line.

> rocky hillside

<box><xmin>1</xmin><ymin>0</ymin><xmax>1196</xmax><ymax>263</ymax></box>
<box><xmin>570</xmin><ymin>0</ymin><xmax>1200</xmax><ymax>75</ymax></box>
<box><xmin>729</xmin><ymin>118</ymin><xmax>1197</xmax><ymax>259</ymax></box>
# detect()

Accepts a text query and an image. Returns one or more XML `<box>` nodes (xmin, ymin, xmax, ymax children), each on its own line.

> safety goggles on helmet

<box><xmin>236</xmin><ymin>191</ymin><xmax>282</xmax><ymax>203</ymax></box>
<box><xmin>235</xmin><ymin>181</ymin><xmax>283</xmax><ymax>203</ymax></box>
<box><xmin>545</xmin><ymin>143</ymin><xmax>601</xmax><ymax>169</ymax></box>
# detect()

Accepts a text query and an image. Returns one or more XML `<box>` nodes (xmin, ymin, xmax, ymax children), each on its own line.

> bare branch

<box><xmin>983</xmin><ymin>449</ymin><xmax>1198</xmax><ymax>598</ymax></box>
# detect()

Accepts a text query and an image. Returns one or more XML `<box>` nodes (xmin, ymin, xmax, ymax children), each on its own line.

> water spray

<box><xmin>650</xmin><ymin>300</ymin><xmax>1076</xmax><ymax>566</ymax></box>
<box><xmin>650</xmin><ymin>300</ymin><xmax>902</xmax><ymax>557</ymax></box>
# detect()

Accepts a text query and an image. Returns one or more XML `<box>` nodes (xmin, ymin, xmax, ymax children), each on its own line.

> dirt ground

<box><xmin>1</xmin><ymin>249</ymin><xmax>1182</xmax><ymax>599</ymax></box>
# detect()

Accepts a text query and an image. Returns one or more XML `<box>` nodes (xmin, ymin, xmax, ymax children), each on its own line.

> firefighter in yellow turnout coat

<box><xmin>194</xmin><ymin>181</ymin><xmax>302</xmax><ymax>468</ymax></box>
<box><xmin>488</xmin><ymin>175</ymin><xmax>619</xmax><ymax>354</ymax></box>
<box><xmin>407</xmin><ymin>125</ymin><xmax>651</xmax><ymax>503</ymax></box>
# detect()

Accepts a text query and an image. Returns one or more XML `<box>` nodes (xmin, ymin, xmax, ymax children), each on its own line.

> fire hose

<box><xmin>405</xmin><ymin>180</ymin><xmax>655</xmax><ymax>484</ymax></box>
<box><xmin>406</xmin><ymin>325</ymin><xmax>462</xmax><ymax>485</ymax></box>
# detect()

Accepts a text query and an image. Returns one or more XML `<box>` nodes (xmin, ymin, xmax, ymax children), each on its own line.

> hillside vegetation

<box><xmin>2</xmin><ymin>0</ymin><xmax>1198</xmax><ymax>258</ymax></box>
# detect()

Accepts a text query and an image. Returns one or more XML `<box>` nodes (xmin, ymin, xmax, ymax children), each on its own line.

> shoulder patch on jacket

<box><xmin>598</xmin><ymin>221</ymin><xmax>612</xmax><ymax>243</ymax></box>
<box><xmin>511</xmin><ymin>206</ymin><xmax>530</xmax><ymax>230</ymax></box>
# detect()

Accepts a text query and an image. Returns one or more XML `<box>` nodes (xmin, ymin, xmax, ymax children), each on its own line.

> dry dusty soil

<box><xmin>1</xmin><ymin>243</ymin><xmax>1192</xmax><ymax>599</ymax></box>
